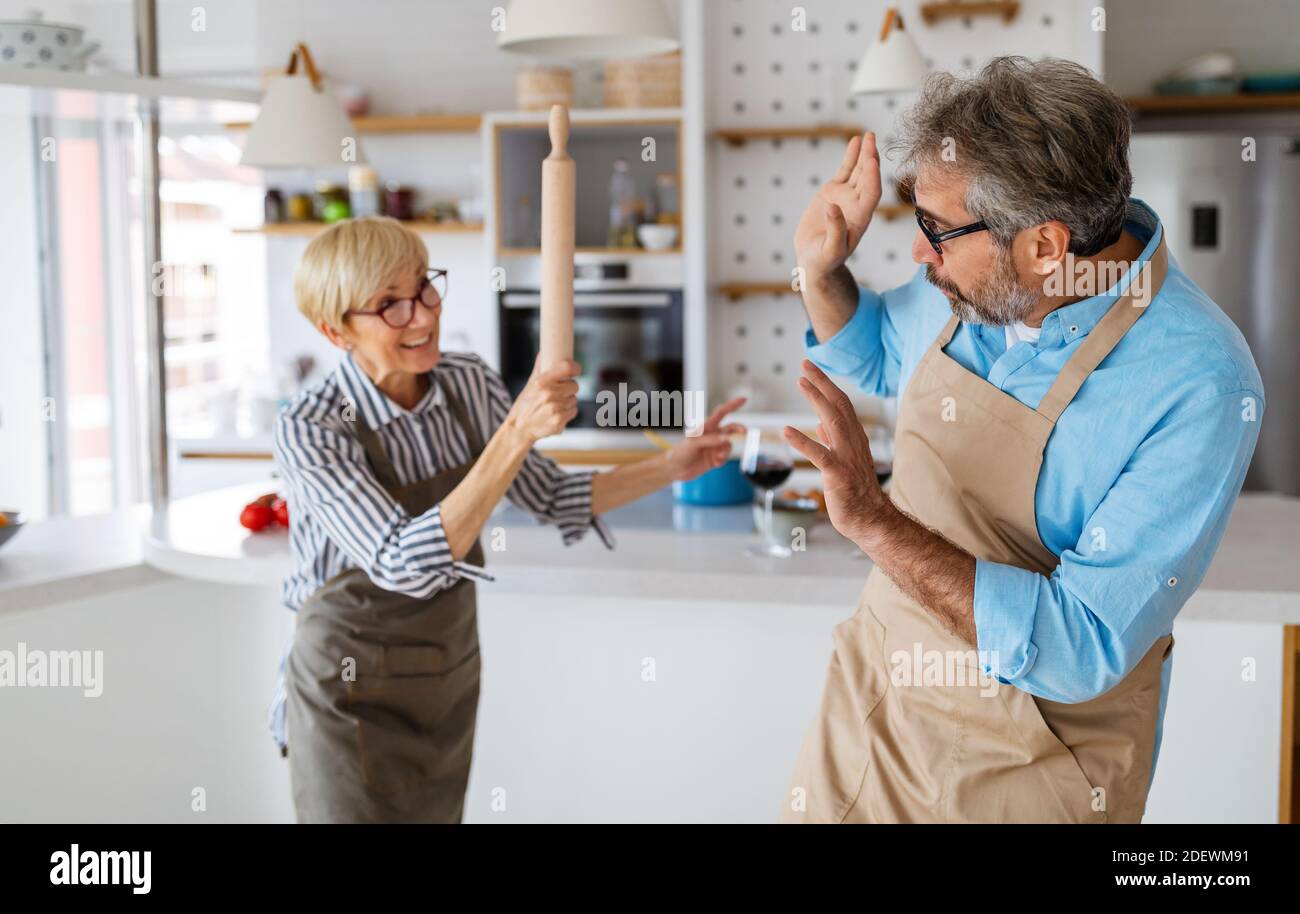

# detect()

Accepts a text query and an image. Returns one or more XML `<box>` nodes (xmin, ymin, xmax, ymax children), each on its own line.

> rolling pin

<box><xmin>539</xmin><ymin>103</ymin><xmax>575</xmax><ymax>372</ymax></box>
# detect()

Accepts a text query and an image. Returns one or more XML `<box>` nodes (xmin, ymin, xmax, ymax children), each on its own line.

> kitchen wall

<box><xmin>704</xmin><ymin>0</ymin><xmax>1104</xmax><ymax>415</ymax></box>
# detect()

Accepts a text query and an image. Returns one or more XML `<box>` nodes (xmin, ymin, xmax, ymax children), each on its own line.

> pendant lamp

<box><xmin>240</xmin><ymin>43</ymin><xmax>366</xmax><ymax>168</ymax></box>
<box><xmin>851</xmin><ymin>7</ymin><xmax>930</xmax><ymax>96</ymax></box>
<box><xmin>497</xmin><ymin>0</ymin><xmax>679</xmax><ymax>61</ymax></box>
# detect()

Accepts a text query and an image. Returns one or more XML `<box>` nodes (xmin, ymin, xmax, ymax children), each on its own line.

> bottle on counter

<box><xmin>655</xmin><ymin>172</ymin><xmax>680</xmax><ymax>226</ymax></box>
<box><xmin>512</xmin><ymin>194</ymin><xmax>538</xmax><ymax>248</ymax></box>
<box><xmin>264</xmin><ymin>188</ymin><xmax>285</xmax><ymax>224</ymax></box>
<box><xmin>348</xmin><ymin>166</ymin><xmax>380</xmax><ymax>218</ymax></box>
<box><xmin>384</xmin><ymin>182</ymin><xmax>416</xmax><ymax>221</ymax></box>
<box><xmin>607</xmin><ymin>158</ymin><xmax>639</xmax><ymax>248</ymax></box>
<box><xmin>287</xmin><ymin>192</ymin><xmax>314</xmax><ymax>222</ymax></box>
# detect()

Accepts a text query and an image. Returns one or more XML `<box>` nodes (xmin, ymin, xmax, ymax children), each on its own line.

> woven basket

<box><xmin>603</xmin><ymin>52</ymin><xmax>681</xmax><ymax>108</ymax></box>
<box><xmin>516</xmin><ymin>67</ymin><xmax>575</xmax><ymax>112</ymax></box>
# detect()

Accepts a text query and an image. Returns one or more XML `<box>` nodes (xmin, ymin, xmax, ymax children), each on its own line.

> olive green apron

<box><xmin>784</xmin><ymin>238</ymin><xmax>1174</xmax><ymax>823</ymax></box>
<box><xmin>285</xmin><ymin>375</ymin><xmax>486</xmax><ymax>823</ymax></box>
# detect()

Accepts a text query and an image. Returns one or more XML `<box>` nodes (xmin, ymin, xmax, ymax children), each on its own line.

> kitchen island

<box><xmin>1</xmin><ymin>486</ymin><xmax>1298</xmax><ymax>823</ymax></box>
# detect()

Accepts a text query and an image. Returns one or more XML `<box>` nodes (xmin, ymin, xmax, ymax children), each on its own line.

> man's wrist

<box><xmin>804</xmin><ymin>264</ymin><xmax>845</xmax><ymax>293</ymax></box>
<box><xmin>851</xmin><ymin>495</ymin><xmax>902</xmax><ymax>556</ymax></box>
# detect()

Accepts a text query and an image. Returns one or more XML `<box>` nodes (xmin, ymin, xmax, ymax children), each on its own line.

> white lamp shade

<box><xmin>851</xmin><ymin>25</ymin><xmax>929</xmax><ymax>95</ymax></box>
<box><xmin>240</xmin><ymin>73</ymin><xmax>365</xmax><ymax>168</ymax></box>
<box><xmin>498</xmin><ymin>0</ymin><xmax>679</xmax><ymax>60</ymax></box>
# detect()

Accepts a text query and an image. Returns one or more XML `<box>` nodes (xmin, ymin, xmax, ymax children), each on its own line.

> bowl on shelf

<box><xmin>0</xmin><ymin>11</ymin><xmax>100</xmax><ymax>71</ymax></box>
<box><xmin>636</xmin><ymin>224</ymin><xmax>678</xmax><ymax>251</ymax></box>
<box><xmin>0</xmin><ymin>510</ymin><xmax>25</xmax><ymax>550</ymax></box>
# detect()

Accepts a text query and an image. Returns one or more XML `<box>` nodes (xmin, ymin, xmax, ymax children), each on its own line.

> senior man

<box><xmin>781</xmin><ymin>57</ymin><xmax>1264</xmax><ymax>823</ymax></box>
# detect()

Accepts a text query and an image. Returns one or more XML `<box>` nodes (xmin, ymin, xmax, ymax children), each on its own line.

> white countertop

<box><xmin>140</xmin><ymin>482</ymin><xmax>869</xmax><ymax>606</ymax></box>
<box><xmin>0</xmin><ymin>507</ymin><xmax>168</xmax><ymax>614</ymax></box>
<box><xmin>4</xmin><ymin>485</ymin><xmax>1300</xmax><ymax>621</ymax></box>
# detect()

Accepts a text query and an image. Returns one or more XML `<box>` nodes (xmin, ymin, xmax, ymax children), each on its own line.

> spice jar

<box><xmin>287</xmin><ymin>193</ymin><xmax>314</xmax><ymax>222</ymax></box>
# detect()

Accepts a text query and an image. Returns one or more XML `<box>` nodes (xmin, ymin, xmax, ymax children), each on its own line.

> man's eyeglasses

<box><xmin>347</xmin><ymin>269</ymin><xmax>448</xmax><ymax>329</ymax></box>
<box><xmin>915</xmin><ymin>208</ymin><xmax>989</xmax><ymax>256</ymax></box>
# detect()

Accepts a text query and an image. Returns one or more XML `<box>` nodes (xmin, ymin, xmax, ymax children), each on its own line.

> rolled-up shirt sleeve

<box><xmin>479</xmin><ymin>361</ymin><xmax>616</xmax><ymax>549</ymax></box>
<box><xmin>804</xmin><ymin>279</ymin><xmax>910</xmax><ymax>398</ymax></box>
<box><xmin>977</xmin><ymin>390</ymin><xmax>1258</xmax><ymax>702</ymax></box>
<box><xmin>974</xmin><ymin>387</ymin><xmax>1263</xmax><ymax>704</ymax></box>
<box><xmin>273</xmin><ymin>410</ymin><xmax>493</xmax><ymax>597</ymax></box>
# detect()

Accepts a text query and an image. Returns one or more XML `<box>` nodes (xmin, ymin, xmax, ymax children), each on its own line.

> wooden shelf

<box><xmin>234</xmin><ymin>221</ymin><xmax>484</xmax><ymax>236</ymax></box>
<box><xmin>498</xmin><ymin>246</ymin><xmax>682</xmax><ymax>257</ymax></box>
<box><xmin>225</xmin><ymin>113</ymin><xmax>482</xmax><ymax>134</ymax></box>
<box><xmin>1126</xmin><ymin>92</ymin><xmax>1300</xmax><ymax>114</ymax></box>
<box><xmin>713</xmin><ymin>125</ymin><xmax>863</xmax><ymax>147</ymax></box>
<box><xmin>717</xmin><ymin>282</ymin><xmax>798</xmax><ymax>302</ymax></box>
<box><xmin>919</xmin><ymin>1</ymin><xmax>1020</xmax><ymax>26</ymax></box>
<box><xmin>877</xmin><ymin>203</ymin><xmax>916</xmax><ymax>221</ymax></box>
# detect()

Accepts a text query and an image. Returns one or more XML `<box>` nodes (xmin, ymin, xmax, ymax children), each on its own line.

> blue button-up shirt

<box><xmin>806</xmin><ymin>199</ymin><xmax>1264</xmax><ymax>778</ymax></box>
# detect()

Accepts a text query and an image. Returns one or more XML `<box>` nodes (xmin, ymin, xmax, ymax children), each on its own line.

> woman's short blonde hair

<box><xmin>294</xmin><ymin>216</ymin><xmax>428</xmax><ymax>330</ymax></box>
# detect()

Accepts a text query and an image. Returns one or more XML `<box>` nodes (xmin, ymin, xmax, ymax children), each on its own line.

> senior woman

<box><xmin>269</xmin><ymin>216</ymin><xmax>742</xmax><ymax>823</ymax></box>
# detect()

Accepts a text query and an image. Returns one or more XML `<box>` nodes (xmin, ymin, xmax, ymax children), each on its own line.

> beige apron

<box><xmin>285</xmin><ymin>375</ymin><xmax>485</xmax><ymax>824</ymax></box>
<box><xmin>785</xmin><ymin>239</ymin><xmax>1174</xmax><ymax>824</ymax></box>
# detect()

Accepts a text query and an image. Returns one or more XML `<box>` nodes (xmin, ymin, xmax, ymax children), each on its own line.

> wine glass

<box><xmin>742</xmin><ymin>428</ymin><xmax>796</xmax><ymax>558</ymax></box>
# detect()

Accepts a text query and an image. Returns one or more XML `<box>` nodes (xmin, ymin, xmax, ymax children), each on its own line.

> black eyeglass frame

<box><xmin>347</xmin><ymin>268</ymin><xmax>448</xmax><ymax>329</ymax></box>
<box><xmin>914</xmin><ymin>208</ymin><xmax>990</xmax><ymax>256</ymax></box>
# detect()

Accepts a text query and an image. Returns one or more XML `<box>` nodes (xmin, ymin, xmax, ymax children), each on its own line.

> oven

<box><xmin>499</xmin><ymin>286</ymin><xmax>684</xmax><ymax>429</ymax></box>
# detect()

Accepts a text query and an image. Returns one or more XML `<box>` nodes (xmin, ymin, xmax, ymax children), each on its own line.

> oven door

<box><xmin>499</xmin><ymin>289</ymin><xmax>685</xmax><ymax>429</ymax></box>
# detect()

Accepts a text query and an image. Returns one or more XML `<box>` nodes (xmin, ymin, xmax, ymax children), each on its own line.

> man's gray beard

<box><xmin>926</xmin><ymin>244</ymin><xmax>1040</xmax><ymax>326</ymax></box>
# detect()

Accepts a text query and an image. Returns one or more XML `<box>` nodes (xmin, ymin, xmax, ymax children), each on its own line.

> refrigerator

<box><xmin>1130</xmin><ymin>133</ymin><xmax>1300</xmax><ymax>495</ymax></box>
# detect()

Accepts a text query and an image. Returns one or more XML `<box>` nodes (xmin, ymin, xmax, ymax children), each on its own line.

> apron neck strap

<box><xmin>931</xmin><ymin>314</ymin><xmax>962</xmax><ymax>354</ymax></box>
<box><xmin>1035</xmin><ymin>237</ymin><xmax>1168</xmax><ymax>424</ymax></box>
<box><xmin>350</xmin><ymin>371</ymin><xmax>487</xmax><ymax>495</ymax></box>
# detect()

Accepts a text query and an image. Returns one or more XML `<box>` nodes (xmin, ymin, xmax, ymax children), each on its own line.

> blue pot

<box><xmin>672</xmin><ymin>458</ymin><xmax>754</xmax><ymax>506</ymax></box>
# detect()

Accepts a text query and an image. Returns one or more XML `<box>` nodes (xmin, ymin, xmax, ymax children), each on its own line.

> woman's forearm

<box><xmin>591</xmin><ymin>452</ymin><xmax>675</xmax><ymax>515</ymax></box>
<box><xmin>438</xmin><ymin>421</ymin><xmax>533</xmax><ymax>560</ymax></box>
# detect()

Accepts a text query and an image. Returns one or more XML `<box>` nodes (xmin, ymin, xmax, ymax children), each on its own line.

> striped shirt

<box><xmin>274</xmin><ymin>350</ymin><xmax>613</xmax><ymax>609</ymax></box>
<box><xmin>267</xmin><ymin>350</ymin><xmax>613</xmax><ymax>747</ymax></box>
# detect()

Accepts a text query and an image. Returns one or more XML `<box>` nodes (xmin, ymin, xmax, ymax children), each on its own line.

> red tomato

<box><xmin>240</xmin><ymin>503</ymin><xmax>274</xmax><ymax>532</ymax></box>
<box><xmin>272</xmin><ymin>498</ymin><xmax>289</xmax><ymax>527</ymax></box>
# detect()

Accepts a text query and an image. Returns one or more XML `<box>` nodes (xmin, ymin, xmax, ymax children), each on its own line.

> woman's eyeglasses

<box><xmin>348</xmin><ymin>269</ymin><xmax>448</xmax><ymax>329</ymax></box>
<box><xmin>915</xmin><ymin>208</ymin><xmax>989</xmax><ymax>256</ymax></box>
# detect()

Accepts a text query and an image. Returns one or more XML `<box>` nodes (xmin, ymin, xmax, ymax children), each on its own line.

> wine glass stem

<box><xmin>764</xmin><ymin>488</ymin><xmax>775</xmax><ymax>544</ymax></box>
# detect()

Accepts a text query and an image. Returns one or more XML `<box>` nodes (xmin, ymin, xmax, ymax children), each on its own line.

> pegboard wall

<box><xmin>705</xmin><ymin>0</ymin><xmax>1103</xmax><ymax>415</ymax></box>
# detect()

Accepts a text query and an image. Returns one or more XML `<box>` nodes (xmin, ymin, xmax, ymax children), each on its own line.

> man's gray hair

<box><xmin>889</xmin><ymin>56</ymin><xmax>1132</xmax><ymax>257</ymax></box>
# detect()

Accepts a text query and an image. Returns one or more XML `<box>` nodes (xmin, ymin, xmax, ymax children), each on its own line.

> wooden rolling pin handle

<box><xmin>540</xmin><ymin>104</ymin><xmax>576</xmax><ymax>373</ymax></box>
<box><xmin>548</xmin><ymin>104</ymin><xmax>571</xmax><ymax>159</ymax></box>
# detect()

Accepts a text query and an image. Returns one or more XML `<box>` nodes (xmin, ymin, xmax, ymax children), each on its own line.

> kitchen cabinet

<box><xmin>3</xmin><ymin>488</ymin><xmax>1299</xmax><ymax>822</ymax></box>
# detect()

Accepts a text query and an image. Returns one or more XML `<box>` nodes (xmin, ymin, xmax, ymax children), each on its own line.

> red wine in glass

<box><xmin>742</xmin><ymin>429</ymin><xmax>796</xmax><ymax>558</ymax></box>
<box><xmin>743</xmin><ymin>459</ymin><xmax>794</xmax><ymax>491</ymax></box>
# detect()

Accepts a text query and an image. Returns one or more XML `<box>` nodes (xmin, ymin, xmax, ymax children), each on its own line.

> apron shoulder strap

<box><xmin>1035</xmin><ymin>238</ymin><xmax>1169</xmax><ymax>424</ymax></box>
<box><xmin>931</xmin><ymin>314</ymin><xmax>961</xmax><ymax>354</ymax></box>
<box><xmin>350</xmin><ymin>409</ymin><xmax>403</xmax><ymax>492</ymax></box>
